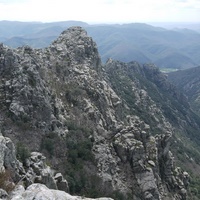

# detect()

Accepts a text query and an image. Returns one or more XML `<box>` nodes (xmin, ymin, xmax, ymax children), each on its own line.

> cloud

<box><xmin>0</xmin><ymin>0</ymin><xmax>28</xmax><ymax>4</ymax></box>
<box><xmin>0</xmin><ymin>0</ymin><xmax>199</xmax><ymax>23</ymax></box>
<box><xmin>175</xmin><ymin>0</ymin><xmax>188</xmax><ymax>2</ymax></box>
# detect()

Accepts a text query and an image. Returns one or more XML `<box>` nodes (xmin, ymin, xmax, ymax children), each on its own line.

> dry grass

<box><xmin>0</xmin><ymin>170</ymin><xmax>15</xmax><ymax>193</ymax></box>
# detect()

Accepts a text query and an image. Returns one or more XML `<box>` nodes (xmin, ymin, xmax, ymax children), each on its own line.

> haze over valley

<box><xmin>0</xmin><ymin>20</ymin><xmax>200</xmax><ymax>70</ymax></box>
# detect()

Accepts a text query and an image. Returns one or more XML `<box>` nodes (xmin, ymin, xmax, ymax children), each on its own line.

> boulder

<box><xmin>54</xmin><ymin>173</ymin><xmax>69</xmax><ymax>192</ymax></box>
<box><xmin>0</xmin><ymin>188</ymin><xmax>8</xmax><ymax>200</ymax></box>
<box><xmin>10</xmin><ymin>183</ymin><xmax>114</xmax><ymax>200</ymax></box>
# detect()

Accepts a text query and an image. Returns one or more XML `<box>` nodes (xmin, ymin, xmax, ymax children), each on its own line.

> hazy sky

<box><xmin>0</xmin><ymin>0</ymin><xmax>199</xmax><ymax>23</ymax></box>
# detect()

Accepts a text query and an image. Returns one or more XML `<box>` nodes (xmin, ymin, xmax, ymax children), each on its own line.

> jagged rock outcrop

<box><xmin>0</xmin><ymin>133</ymin><xmax>25</xmax><ymax>182</ymax></box>
<box><xmin>0</xmin><ymin>133</ymin><xmax>70</xmax><ymax>198</ymax></box>
<box><xmin>0</xmin><ymin>26</ymin><xmax>198</xmax><ymax>199</ymax></box>
<box><xmin>0</xmin><ymin>133</ymin><xmax>111</xmax><ymax>199</ymax></box>
<box><xmin>23</xmin><ymin>152</ymin><xmax>69</xmax><ymax>192</ymax></box>
<box><xmin>93</xmin><ymin>116</ymin><xmax>189</xmax><ymax>200</ymax></box>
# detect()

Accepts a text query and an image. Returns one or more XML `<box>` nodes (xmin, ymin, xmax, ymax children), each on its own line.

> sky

<box><xmin>0</xmin><ymin>0</ymin><xmax>199</xmax><ymax>24</ymax></box>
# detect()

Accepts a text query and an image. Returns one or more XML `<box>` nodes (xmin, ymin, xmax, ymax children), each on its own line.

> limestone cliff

<box><xmin>0</xmin><ymin>26</ymin><xmax>199</xmax><ymax>199</ymax></box>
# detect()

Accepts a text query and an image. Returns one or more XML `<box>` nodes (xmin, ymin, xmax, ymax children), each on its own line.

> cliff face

<box><xmin>0</xmin><ymin>26</ymin><xmax>199</xmax><ymax>199</ymax></box>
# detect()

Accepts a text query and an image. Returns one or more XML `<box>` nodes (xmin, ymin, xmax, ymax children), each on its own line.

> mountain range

<box><xmin>0</xmin><ymin>20</ymin><xmax>200</xmax><ymax>70</ymax></box>
<box><xmin>0</xmin><ymin>26</ymin><xmax>200</xmax><ymax>199</ymax></box>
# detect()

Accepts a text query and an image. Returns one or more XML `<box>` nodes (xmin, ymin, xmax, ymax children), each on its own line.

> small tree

<box><xmin>16</xmin><ymin>142</ymin><xmax>30</xmax><ymax>165</ymax></box>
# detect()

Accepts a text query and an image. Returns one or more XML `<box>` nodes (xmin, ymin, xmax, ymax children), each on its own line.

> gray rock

<box><xmin>54</xmin><ymin>173</ymin><xmax>69</xmax><ymax>192</ymax></box>
<box><xmin>24</xmin><ymin>152</ymin><xmax>57</xmax><ymax>190</ymax></box>
<box><xmin>10</xmin><ymin>183</ymin><xmax>114</xmax><ymax>200</ymax></box>
<box><xmin>136</xmin><ymin>169</ymin><xmax>160</xmax><ymax>199</ymax></box>
<box><xmin>0</xmin><ymin>189</ymin><xmax>8</xmax><ymax>200</ymax></box>
<box><xmin>54</xmin><ymin>173</ymin><xmax>63</xmax><ymax>182</ymax></box>
<box><xmin>0</xmin><ymin>135</ymin><xmax>25</xmax><ymax>182</ymax></box>
<box><xmin>10</xmin><ymin>185</ymin><xmax>25</xmax><ymax>200</ymax></box>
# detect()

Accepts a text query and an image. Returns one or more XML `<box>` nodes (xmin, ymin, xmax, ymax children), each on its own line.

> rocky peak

<box><xmin>50</xmin><ymin>26</ymin><xmax>101</xmax><ymax>68</ymax></box>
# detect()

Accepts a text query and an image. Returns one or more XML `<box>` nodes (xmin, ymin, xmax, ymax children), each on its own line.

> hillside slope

<box><xmin>168</xmin><ymin>66</ymin><xmax>200</xmax><ymax>116</ymax></box>
<box><xmin>0</xmin><ymin>27</ymin><xmax>200</xmax><ymax>199</ymax></box>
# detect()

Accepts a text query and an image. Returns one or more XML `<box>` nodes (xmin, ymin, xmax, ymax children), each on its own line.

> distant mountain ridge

<box><xmin>0</xmin><ymin>20</ymin><xmax>200</xmax><ymax>69</ymax></box>
<box><xmin>168</xmin><ymin>65</ymin><xmax>200</xmax><ymax>116</ymax></box>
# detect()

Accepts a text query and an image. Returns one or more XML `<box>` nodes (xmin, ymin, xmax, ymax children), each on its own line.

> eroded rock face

<box><xmin>0</xmin><ymin>27</ymin><xmax>192</xmax><ymax>199</ymax></box>
<box><xmin>23</xmin><ymin>152</ymin><xmax>68</xmax><ymax>192</ymax></box>
<box><xmin>0</xmin><ymin>133</ymin><xmax>69</xmax><ymax>197</ymax></box>
<box><xmin>0</xmin><ymin>134</ymin><xmax>25</xmax><ymax>182</ymax></box>
<box><xmin>94</xmin><ymin>117</ymin><xmax>189</xmax><ymax>200</ymax></box>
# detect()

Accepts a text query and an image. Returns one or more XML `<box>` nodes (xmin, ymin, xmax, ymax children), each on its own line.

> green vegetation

<box><xmin>189</xmin><ymin>176</ymin><xmax>200</xmax><ymax>199</ymax></box>
<box><xmin>106</xmin><ymin>63</ymin><xmax>165</xmax><ymax>132</ymax></box>
<box><xmin>64</xmin><ymin>120</ymin><xmax>133</xmax><ymax>199</ymax></box>
<box><xmin>65</xmin><ymin>84</ymin><xmax>86</xmax><ymax>106</ymax></box>
<box><xmin>28</xmin><ymin>73</ymin><xmax>36</xmax><ymax>87</ymax></box>
<box><xmin>65</xmin><ymin>121</ymin><xmax>95</xmax><ymax>194</ymax></box>
<box><xmin>40</xmin><ymin>132</ymin><xmax>58</xmax><ymax>156</ymax></box>
<box><xmin>111</xmin><ymin>191</ymin><xmax>132</xmax><ymax>200</ymax></box>
<box><xmin>16</xmin><ymin>142</ymin><xmax>31</xmax><ymax>164</ymax></box>
<box><xmin>168</xmin><ymin>66</ymin><xmax>200</xmax><ymax>117</ymax></box>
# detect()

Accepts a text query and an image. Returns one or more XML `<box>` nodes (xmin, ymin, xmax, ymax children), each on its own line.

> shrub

<box><xmin>65</xmin><ymin>121</ymin><xmax>98</xmax><ymax>195</ymax></box>
<box><xmin>16</xmin><ymin>143</ymin><xmax>30</xmax><ymax>164</ymax></box>
<box><xmin>41</xmin><ymin>138</ymin><xmax>54</xmax><ymax>155</ymax></box>
<box><xmin>65</xmin><ymin>84</ymin><xmax>86</xmax><ymax>106</ymax></box>
<box><xmin>0</xmin><ymin>170</ymin><xmax>15</xmax><ymax>193</ymax></box>
<box><xmin>189</xmin><ymin>176</ymin><xmax>200</xmax><ymax>199</ymax></box>
<box><xmin>28</xmin><ymin>72</ymin><xmax>36</xmax><ymax>87</ymax></box>
<box><xmin>40</xmin><ymin>132</ymin><xmax>57</xmax><ymax>156</ymax></box>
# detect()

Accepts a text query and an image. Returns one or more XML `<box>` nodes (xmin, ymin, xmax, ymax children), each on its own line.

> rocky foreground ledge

<box><xmin>3</xmin><ymin>184</ymin><xmax>113</xmax><ymax>200</ymax></box>
<box><xmin>0</xmin><ymin>134</ymin><xmax>113</xmax><ymax>200</ymax></box>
